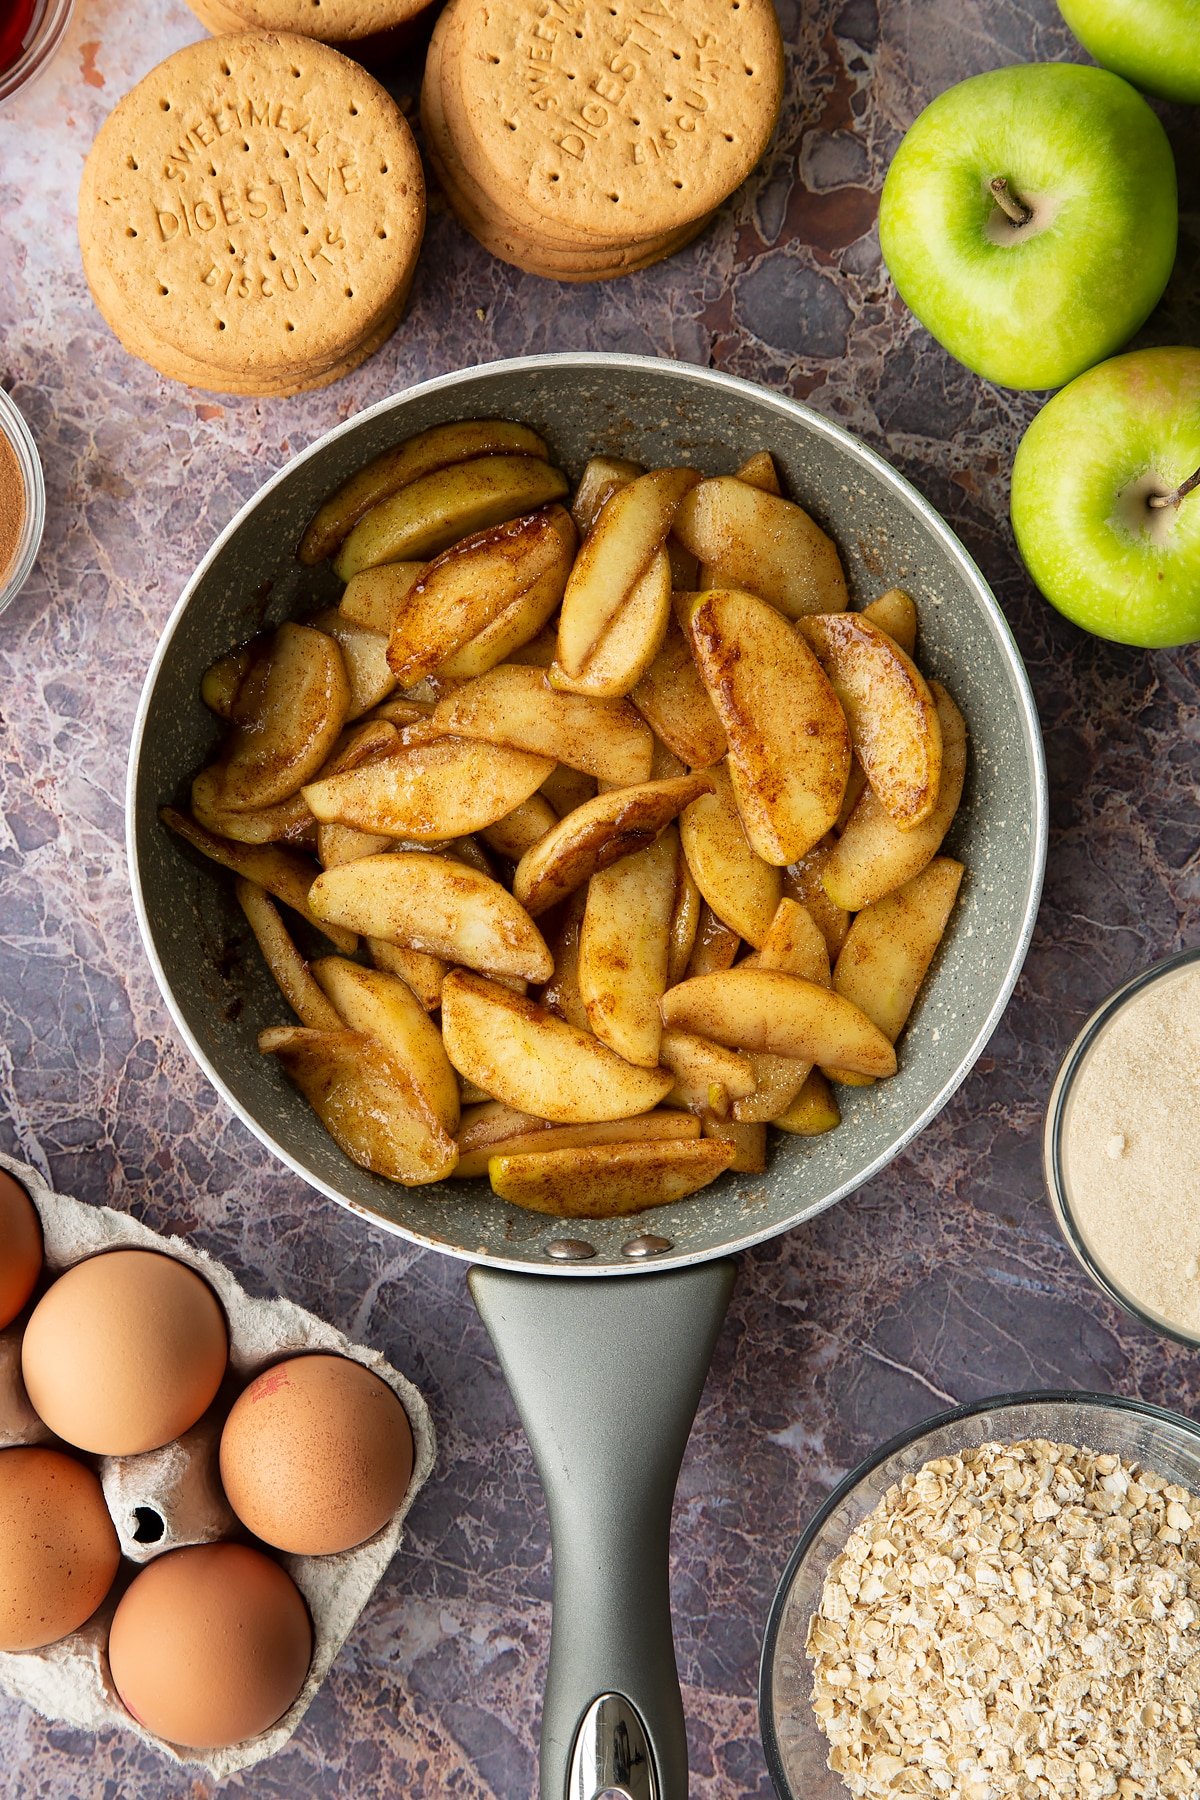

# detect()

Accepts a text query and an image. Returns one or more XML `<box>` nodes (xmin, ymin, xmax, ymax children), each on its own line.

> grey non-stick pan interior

<box><xmin>128</xmin><ymin>353</ymin><xmax>1047</xmax><ymax>1798</ymax></box>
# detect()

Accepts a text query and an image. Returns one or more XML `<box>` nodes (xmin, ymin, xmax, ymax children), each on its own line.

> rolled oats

<box><xmin>806</xmin><ymin>1440</ymin><xmax>1200</xmax><ymax>1798</ymax></box>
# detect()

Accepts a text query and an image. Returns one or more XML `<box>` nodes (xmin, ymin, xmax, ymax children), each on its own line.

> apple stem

<box><xmin>989</xmin><ymin>176</ymin><xmax>1032</xmax><ymax>228</ymax></box>
<box><xmin>1148</xmin><ymin>467</ymin><xmax>1200</xmax><ymax>510</ymax></box>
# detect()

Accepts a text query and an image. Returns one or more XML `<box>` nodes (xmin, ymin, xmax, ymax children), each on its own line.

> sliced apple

<box><xmin>756</xmin><ymin>897</ymin><xmax>832</xmax><ymax>984</ymax></box>
<box><xmin>258</xmin><ymin>1026</ymin><xmax>457</xmax><ymax>1185</ymax></box>
<box><xmin>539</xmin><ymin>764</ymin><xmax>597</xmax><ymax>818</ymax></box>
<box><xmin>366</xmin><ymin>696</ymin><xmax>436</xmax><ymax>730</ymax></box>
<box><xmin>312</xmin><ymin>956</ymin><xmax>459</xmax><ymax>1130</ymax></box>
<box><xmin>660</xmin><ymin>968</ymin><xmax>897</xmax><ymax>1076</ymax></box>
<box><xmin>456</xmin><ymin>1106</ymin><xmax>697</xmax><ymax>1178</ymax></box>
<box><xmin>578</xmin><ymin>828</ymin><xmax>676</xmax><ymax>1068</ymax></box>
<box><xmin>190</xmin><ymin>770</ymin><xmax>314</xmax><ymax>848</ymax></box>
<box><xmin>700</xmin><ymin>1115</ymin><xmax>766</xmax><ymax>1173</ymax></box>
<box><xmin>299</xmin><ymin>419</ymin><xmax>550</xmax><ymax>565</ymax></box>
<box><xmin>683</xmin><ymin>902</ymin><xmax>741</xmax><ymax>978</ymax></box>
<box><xmin>682</xmin><ymin>588</ymin><xmax>851</xmax><ymax>866</ymax></box>
<box><xmin>631</xmin><ymin>618</ymin><xmax>727</xmax><ymax>769</ymax></box>
<box><xmin>508</xmin><ymin>624</ymin><xmax>558</xmax><ymax>669</ymax></box>
<box><xmin>539</xmin><ymin>889</ymin><xmax>589</xmax><ymax>1031</ymax></box>
<box><xmin>209</xmin><ymin>623</ymin><xmax>350</xmax><ymax>812</ymax></box>
<box><xmin>678</xmin><ymin>761</ymin><xmax>781</xmax><ymax>947</ymax></box>
<box><xmin>834</xmin><ymin>757</ymin><xmax>869</xmax><ymax>835</ymax></box>
<box><xmin>833</xmin><ymin>857</ymin><xmax>964</xmax><ymax>1044</ymax></box>
<box><xmin>434</xmin><ymin>665</ymin><xmax>654</xmax><ymax>785</ymax></box>
<box><xmin>659</xmin><ymin>1029</ymin><xmax>757</xmax><ymax>1113</ymax></box>
<box><xmin>309</xmin><ymin>853</ymin><xmax>552</xmax><ymax>982</ymax></box>
<box><xmin>666</xmin><ymin>844</ymin><xmax>702</xmax><ymax>987</ymax></box>
<box><xmin>433</xmin><ymin>545</ymin><xmax>574</xmax><ymax>680</ymax></box>
<box><xmin>302</xmin><ymin>737</ymin><xmax>554</xmax><ymax>841</ymax></box>
<box><xmin>550</xmin><ymin>548</ymin><xmax>672</xmax><ymax>699</ymax></box>
<box><xmin>160</xmin><ymin>807</ymin><xmax>356</xmax><ymax>951</ymax></box>
<box><xmin>385</xmin><ymin>506</ymin><xmax>574</xmax><ymax>687</ymax></box>
<box><xmin>799</xmin><ymin>612</ymin><xmax>942</xmax><ymax>830</ymax></box>
<box><xmin>783</xmin><ymin>840</ymin><xmax>851</xmax><ymax>961</ymax></box>
<box><xmin>489</xmin><ymin>1137</ymin><xmax>733</xmax><ymax>1217</ymax></box>
<box><xmin>201</xmin><ymin>643</ymin><xmax>256</xmax><ymax>718</ymax></box>
<box><xmin>732</xmin><ymin>450</ymin><xmax>781</xmax><ymax>495</ymax></box>
<box><xmin>823</xmin><ymin>683</ymin><xmax>967</xmax><ymax>911</ymax></box>
<box><xmin>235</xmin><ymin>879</ymin><xmax>342</xmax><ymax>1031</ymax></box>
<box><xmin>673</xmin><ymin>477</ymin><xmax>849</xmax><ymax>617</ymax></box>
<box><xmin>481</xmin><ymin>794</ymin><xmax>557</xmax><ymax>862</ymax></box>
<box><xmin>308</xmin><ymin>719</ymin><xmax>405</xmax><ymax>868</ymax></box>
<box><xmin>333</xmin><ymin>455</ymin><xmax>569</xmax><ymax>581</ymax></box>
<box><xmin>366</xmin><ymin>937</ymin><xmax>447</xmax><ymax>1011</ymax></box>
<box><xmin>513</xmin><ymin>772</ymin><xmax>712</xmax><ymax>916</ymax></box>
<box><xmin>441</xmin><ymin>971</ymin><xmax>672</xmax><ymax>1123</ymax></box>
<box><xmin>731</xmin><ymin>1053</ymin><xmax>811</xmax><ymax>1125</ymax></box>
<box><xmin>571</xmin><ymin>454</ymin><xmax>642</xmax><ymax>537</ymax></box>
<box><xmin>861</xmin><ymin>587</ymin><xmax>917</xmax><ymax>656</ymax></box>
<box><xmin>339</xmin><ymin>562</ymin><xmax>425</xmax><ymax>635</ymax></box>
<box><xmin>773</xmin><ymin>1068</ymin><xmax>841</xmax><ymax>1136</ymax></box>
<box><xmin>557</xmin><ymin>467</ymin><xmax>699</xmax><ymax>679</ymax></box>
<box><xmin>310</xmin><ymin>609</ymin><xmax>395</xmax><ymax>719</ymax></box>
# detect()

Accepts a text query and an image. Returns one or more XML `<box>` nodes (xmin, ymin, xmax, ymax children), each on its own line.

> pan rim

<box><xmin>126</xmin><ymin>351</ymin><xmax>1049</xmax><ymax>1277</ymax></box>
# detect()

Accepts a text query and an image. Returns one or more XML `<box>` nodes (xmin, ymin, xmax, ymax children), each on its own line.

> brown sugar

<box><xmin>0</xmin><ymin>428</ymin><xmax>25</xmax><ymax>583</ymax></box>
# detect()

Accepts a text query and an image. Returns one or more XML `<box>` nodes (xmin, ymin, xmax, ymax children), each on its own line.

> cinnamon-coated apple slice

<box><xmin>299</xmin><ymin>418</ymin><xmax>550</xmax><ymax>565</ymax></box>
<box><xmin>630</xmin><ymin>618</ymin><xmax>727</xmax><ymax>769</ymax></box>
<box><xmin>480</xmin><ymin>793</ymin><xmax>558</xmax><ymax>862</ymax></box>
<box><xmin>512</xmin><ymin>772</ymin><xmax>712</xmax><ymax>917</ymax></box>
<box><xmin>308</xmin><ymin>854</ymin><xmax>553</xmax><ymax>983</ymax></box>
<box><xmin>673</xmin><ymin>478</ymin><xmax>849</xmax><ymax>616</ymax></box>
<box><xmin>434</xmin><ymin>665</ymin><xmax>654</xmax><ymax>785</ymax></box>
<box><xmin>309</xmin><ymin>609</ymin><xmax>395</xmax><ymax>720</ymax></box>
<box><xmin>333</xmin><ymin>455</ymin><xmax>569</xmax><ymax>581</ymax></box>
<box><xmin>441</xmin><ymin>971</ymin><xmax>673</xmax><ymax>1124</ymax></box>
<box><xmin>570</xmin><ymin>455</ymin><xmax>643</xmax><ymax>537</ymax></box>
<box><xmin>556</xmin><ymin>467</ymin><xmax>699</xmax><ymax>679</ymax></box>
<box><xmin>783</xmin><ymin>842</ymin><xmax>851</xmax><ymax>961</ymax></box>
<box><xmin>682</xmin><ymin>589</ymin><xmax>851</xmax><ymax>867</ymax></box>
<box><xmin>366</xmin><ymin>938</ymin><xmax>447</xmax><ymax>1012</ymax></box>
<box><xmin>488</xmin><ymin>1138</ymin><xmax>734</xmax><ymax>1217</ymax></box>
<box><xmin>659</xmin><ymin>1030</ymin><xmax>757</xmax><ymax>1115</ymax></box>
<box><xmin>860</xmin><ymin>588</ymin><xmax>918</xmax><ymax>656</ymax></box>
<box><xmin>682</xmin><ymin>903</ymin><xmax>741</xmax><ymax>979</ymax></box>
<box><xmin>822</xmin><ymin>682</ymin><xmax>966</xmax><ymax>911</ymax></box>
<box><xmin>455</xmin><ymin>1105</ymin><xmax>698</xmax><ymax>1179</ymax></box>
<box><xmin>732</xmin><ymin>897</ymin><xmax>830</xmax><ymax>1122</ymax></box>
<box><xmin>160</xmin><ymin>807</ymin><xmax>356</xmax><ymax>952</ymax></box>
<box><xmin>832</xmin><ymin>857</ymin><xmax>964</xmax><ymax>1044</ymax></box>
<box><xmin>433</xmin><ymin>549</ymin><xmax>574</xmax><ymax>680</ymax></box>
<box><xmin>678</xmin><ymin>761</ymin><xmax>782</xmax><ymax>948</ymax></box>
<box><xmin>773</xmin><ymin>1068</ymin><xmax>841</xmax><ymax>1136</ymax></box>
<box><xmin>339</xmin><ymin>562</ymin><xmax>425</xmax><ymax>635</ymax></box>
<box><xmin>539</xmin><ymin>889</ymin><xmax>589</xmax><ymax>1031</ymax></box>
<box><xmin>385</xmin><ymin>506</ymin><xmax>574</xmax><ymax>686</ymax></box>
<box><xmin>699</xmin><ymin>1116</ymin><xmax>766</xmax><ymax>1173</ymax></box>
<box><xmin>799</xmin><ymin>612</ymin><xmax>942</xmax><ymax>830</ymax></box>
<box><xmin>210</xmin><ymin>623</ymin><xmax>350</xmax><ymax>812</ymax></box>
<box><xmin>550</xmin><ymin>548</ymin><xmax>673</xmax><ymax>699</ymax></box>
<box><xmin>659</xmin><ymin>968</ymin><xmax>897</xmax><ymax>1077</ymax></box>
<box><xmin>666</xmin><ymin>842</ymin><xmax>702</xmax><ymax>987</ymax></box>
<box><xmin>311</xmin><ymin>957</ymin><xmax>459</xmax><ymax>1131</ymax></box>
<box><xmin>302</xmin><ymin>737</ymin><xmax>554</xmax><ymax>841</ymax></box>
<box><xmin>258</xmin><ymin>1026</ymin><xmax>457</xmax><ymax>1185</ymax></box>
<box><xmin>578</xmin><ymin>828</ymin><xmax>677</xmax><ymax>1067</ymax></box>
<box><xmin>235</xmin><ymin>880</ymin><xmax>343</xmax><ymax>1032</ymax></box>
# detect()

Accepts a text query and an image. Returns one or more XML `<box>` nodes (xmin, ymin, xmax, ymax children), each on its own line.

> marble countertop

<box><xmin>1</xmin><ymin>0</ymin><xmax>1198</xmax><ymax>1794</ymax></box>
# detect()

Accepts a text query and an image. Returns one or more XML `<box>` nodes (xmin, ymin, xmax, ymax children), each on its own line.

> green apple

<box><xmin>879</xmin><ymin>64</ymin><xmax>1177</xmax><ymax>390</ymax></box>
<box><xmin>1011</xmin><ymin>346</ymin><xmax>1200</xmax><ymax>648</ymax></box>
<box><xmin>1058</xmin><ymin>1</ymin><xmax>1200</xmax><ymax>107</ymax></box>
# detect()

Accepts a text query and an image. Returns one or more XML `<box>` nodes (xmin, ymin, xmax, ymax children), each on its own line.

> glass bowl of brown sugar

<box><xmin>0</xmin><ymin>388</ymin><xmax>45</xmax><ymax>617</ymax></box>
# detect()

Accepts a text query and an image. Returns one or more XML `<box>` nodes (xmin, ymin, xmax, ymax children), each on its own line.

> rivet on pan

<box><xmin>621</xmin><ymin>1234</ymin><xmax>674</xmax><ymax>1259</ymax></box>
<box><xmin>546</xmin><ymin>1238</ymin><xmax>597</xmax><ymax>1261</ymax></box>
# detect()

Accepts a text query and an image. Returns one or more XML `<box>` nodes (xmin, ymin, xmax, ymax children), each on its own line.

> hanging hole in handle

<box><xmin>132</xmin><ymin>1506</ymin><xmax>166</xmax><ymax>1544</ymax></box>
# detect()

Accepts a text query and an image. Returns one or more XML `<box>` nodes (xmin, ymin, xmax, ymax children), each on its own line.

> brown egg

<box><xmin>219</xmin><ymin>1353</ymin><xmax>414</xmax><ymax>1555</ymax></box>
<box><xmin>108</xmin><ymin>1543</ymin><xmax>312</xmax><ymax>1749</ymax></box>
<box><xmin>21</xmin><ymin>1249</ymin><xmax>228</xmax><ymax>1455</ymax></box>
<box><xmin>0</xmin><ymin>1447</ymin><xmax>121</xmax><ymax>1650</ymax></box>
<box><xmin>0</xmin><ymin>1170</ymin><xmax>42</xmax><ymax>1329</ymax></box>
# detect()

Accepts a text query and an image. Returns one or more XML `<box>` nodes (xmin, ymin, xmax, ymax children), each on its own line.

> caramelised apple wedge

<box><xmin>312</xmin><ymin>957</ymin><xmax>460</xmax><ymax>1131</ymax></box>
<box><xmin>302</xmin><ymin>737</ymin><xmax>555</xmax><ymax>841</ymax></box>
<box><xmin>434</xmin><ymin>665</ymin><xmax>654</xmax><ymax>785</ymax></box>
<box><xmin>678</xmin><ymin>760</ymin><xmax>782</xmax><ymax>948</ymax></box>
<box><xmin>660</xmin><ymin>968</ymin><xmax>896</xmax><ymax>1077</ymax></box>
<box><xmin>673</xmin><ymin>477</ymin><xmax>849</xmax><ymax>616</ymax></box>
<box><xmin>208</xmin><ymin>622</ymin><xmax>350</xmax><ymax>813</ymax></box>
<box><xmin>455</xmin><ymin>1104</ymin><xmax>699</xmax><ymax>1179</ymax></box>
<box><xmin>682</xmin><ymin>588</ymin><xmax>851</xmax><ymax>867</ymax></box>
<box><xmin>441</xmin><ymin>971</ymin><xmax>673</xmax><ymax>1124</ymax></box>
<box><xmin>309</xmin><ymin>853</ymin><xmax>553</xmax><ymax>983</ymax></box>
<box><xmin>512</xmin><ymin>772</ymin><xmax>712</xmax><ymax>916</ymax></box>
<box><xmin>578</xmin><ymin>827</ymin><xmax>677</xmax><ymax>1067</ymax></box>
<box><xmin>488</xmin><ymin>1137</ymin><xmax>735</xmax><ymax>1217</ymax></box>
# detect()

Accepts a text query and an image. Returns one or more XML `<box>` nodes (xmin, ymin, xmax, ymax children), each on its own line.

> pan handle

<box><xmin>469</xmin><ymin>1260</ymin><xmax>736</xmax><ymax>1800</ymax></box>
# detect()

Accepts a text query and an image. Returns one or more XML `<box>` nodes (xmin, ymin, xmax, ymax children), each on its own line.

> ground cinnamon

<box><xmin>0</xmin><ymin>428</ymin><xmax>26</xmax><ymax>584</ymax></box>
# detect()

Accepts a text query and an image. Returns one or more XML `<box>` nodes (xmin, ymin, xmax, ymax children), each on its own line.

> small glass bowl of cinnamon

<box><xmin>0</xmin><ymin>389</ymin><xmax>45</xmax><ymax>617</ymax></box>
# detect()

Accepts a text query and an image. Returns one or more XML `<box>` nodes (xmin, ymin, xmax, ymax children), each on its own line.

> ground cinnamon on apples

<box><xmin>0</xmin><ymin>429</ymin><xmax>25</xmax><ymax>584</ymax></box>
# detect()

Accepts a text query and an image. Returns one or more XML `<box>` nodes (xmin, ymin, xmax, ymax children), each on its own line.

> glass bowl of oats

<box><xmin>759</xmin><ymin>1391</ymin><xmax>1200</xmax><ymax>1800</ymax></box>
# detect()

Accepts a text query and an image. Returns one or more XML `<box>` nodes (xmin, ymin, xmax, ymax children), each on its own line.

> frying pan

<box><xmin>127</xmin><ymin>353</ymin><xmax>1047</xmax><ymax>1798</ymax></box>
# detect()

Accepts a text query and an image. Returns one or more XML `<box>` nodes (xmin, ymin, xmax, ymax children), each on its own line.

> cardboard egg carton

<box><xmin>0</xmin><ymin>1149</ymin><xmax>436</xmax><ymax>1776</ymax></box>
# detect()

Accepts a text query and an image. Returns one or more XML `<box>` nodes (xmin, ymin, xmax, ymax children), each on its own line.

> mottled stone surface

<box><xmin>0</xmin><ymin>0</ymin><xmax>1198</xmax><ymax>1795</ymax></box>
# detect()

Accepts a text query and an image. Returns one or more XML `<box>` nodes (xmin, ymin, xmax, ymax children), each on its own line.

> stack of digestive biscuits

<box><xmin>78</xmin><ymin>33</ymin><xmax>425</xmax><ymax>396</ymax></box>
<box><xmin>421</xmin><ymin>0</ymin><xmax>784</xmax><ymax>280</ymax></box>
